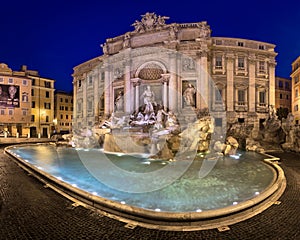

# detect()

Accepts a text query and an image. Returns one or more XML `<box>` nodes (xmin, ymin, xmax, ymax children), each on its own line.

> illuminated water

<box><xmin>9</xmin><ymin>144</ymin><xmax>276</xmax><ymax>212</ymax></box>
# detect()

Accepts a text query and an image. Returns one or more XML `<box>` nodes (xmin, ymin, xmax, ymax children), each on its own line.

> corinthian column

<box><xmin>248</xmin><ymin>54</ymin><xmax>256</xmax><ymax>112</ymax></box>
<box><xmin>124</xmin><ymin>59</ymin><xmax>131</xmax><ymax>114</ymax></box>
<box><xmin>197</xmin><ymin>51</ymin><xmax>209</xmax><ymax>109</ymax></box>
<box><xmin>132</xmin><ymin>78</ymin><xmax>140</xmax><ymax>112</ymax></box>
<box><xmin>161</xmin><ymin>74</ymin><xmax>170</xmax><ymax>110</ymax></box>
<box><xmin>268</xmin><ymin>60</ymin><xmax>276</xmax><ymax>107</ymax></box>
<box><xmin>169</xmin><ymin>52</ymin><xmax>177</xmax><ymax>111</ymax></box>
<box><xmin>104</xmin><ymin>62</ymin><xmax>111</xmax><ymax>116</ymax></box>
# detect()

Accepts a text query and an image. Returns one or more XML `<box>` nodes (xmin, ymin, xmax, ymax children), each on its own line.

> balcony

<box><xmin>234</xmin><ymin>101</ymin><xmax>248</xmax><ymax>112</ymax></box>
<box><xmin>256</xmin><ymin>103</ymin><xmax>268</xmax><ymax>113</ymax></box>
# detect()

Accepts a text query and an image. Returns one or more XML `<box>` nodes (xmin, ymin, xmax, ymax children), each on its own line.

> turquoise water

<box><xmin>8</xmin><ymin>144</ymin><xmax>276</xmax><ymax>212</ymax></box>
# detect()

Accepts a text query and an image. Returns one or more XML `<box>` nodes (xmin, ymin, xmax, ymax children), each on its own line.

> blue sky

<box><xmin>1</xmin><ymin>1</ymin><xmax>300</xmax><ymax>92</ymax></box>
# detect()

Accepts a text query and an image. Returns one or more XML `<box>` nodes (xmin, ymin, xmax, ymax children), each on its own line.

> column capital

<box><xmin>226</xmin><ymin>53</ymin><xmax>235</xmax><ymax>61</ymax></box>
<box><xmin>268</xmin><ymin>60</ymin><xmax>277</xmax><ymax>68</ymax></box>
<box><xmin>248</xmin><ymin>54</ymin><xmax>256</xmax><ymax>64</ymax></box>
<box><xmin>161</xmin><ymin>74</ymin><xmax>170</xmax><ymax>84</ymax></box>
<box><xmin>197</xmin><ymin>50</ymin><xmax>208</xmax><ymax>58</ymax></box>
<box><xmin>131</xmin><ymin>78</ymin><xmax>141</xmax><ymax>87</ymax></box>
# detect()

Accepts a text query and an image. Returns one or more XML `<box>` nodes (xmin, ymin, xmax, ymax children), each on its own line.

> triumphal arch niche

<box><xmin>99</xmin><ymin>12</ymin><xmax>214</xmax><ymax>120</ymax></box>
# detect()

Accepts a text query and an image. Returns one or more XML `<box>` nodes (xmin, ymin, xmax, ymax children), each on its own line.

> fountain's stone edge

<box><xmin>4</xmin><ymin>144</ymin><xmax>286</xmax><ymax>229</ymax></box>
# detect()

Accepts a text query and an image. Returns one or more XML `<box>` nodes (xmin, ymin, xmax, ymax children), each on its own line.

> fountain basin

<box><xmin>5</xmin><ymin>143</ymin><xmax>286</xmax><ymax>230</ymax></box>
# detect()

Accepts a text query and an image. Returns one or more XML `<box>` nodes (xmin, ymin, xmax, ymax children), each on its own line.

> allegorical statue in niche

<box><xmin>183</xmin><ymin>83</ymin><xmax>196</xmax><ymax>107</ymax></box>
<box><xmin>114</xmin><ymin>90</ymin><xmax>124</xmax><ymax>112</ymax></box>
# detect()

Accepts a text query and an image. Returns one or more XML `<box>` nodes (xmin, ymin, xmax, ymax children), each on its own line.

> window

<box><xmin>77</xmin><ymin>102</ymin><xmax>82</xmax><ymax>112</ymax></box>
<box><xmin>71</xmin><ymin>99</ymin><xmax>73</xmax><ymax>104</ymax></box>
<box><xmin>259</xmin><ymin>92</ymin><xmax>265</xmax><ymax>104</ymax></box>
<box><xmin>238</xmin><ymin>118</ymin><xmax>245</xmax><ymax>123</ymax></box>
<box><xmin>31</xmin><ymin>89</ymin><xmax>34</xmax><ymax>96</ymax></box>
<box><xmin>215</xmin><ymin>89</ymin><xmax>222</xmax><ymax>102</ymax></box>
<box><xmin>65</xmin><ymin>106</ymin><xmax>68</xmax><ymax>111</ymax></box>
<box><xmin>259</xmin><ymin>61</ymin><xmax>265</xmax><ymax>73</ymax></box>
<box><xmin>71</xmin><ymin>115</ymin><xmax>73</xmax><ymax>119</ymax></box>
<box><xmin>60</xmin><ymin>114</ymin><xmax>63</xmax><ymax>119</ymax></box>
<box><xmin>44</xmin><ymin>102</ymin><xmax>51</xmax><ymax>109</ymax></box>
<box><xmin>8</xmin><ymin>78</ymin><xmax>13</xmax><ymax>84</ymax></box>
<box><xmin>60</xmin><ymin>106</ymin><xmax>64</xmax><ymax>110</ymax></box>
<box><xmin>295</xmin><ymin>76</ymin><xmax>299</xmax><ymax>84</ymax></box>
<box><xmin>278</xmin><ymin>81</ymin><xmax>283</xmax><ymax>88</ymax></box>
<box><xmin>45</xmin><ymin>91</ymin><xmax>50</xmax><ymax>98</ymax></box>
<box><xmin>46</xmin><ymin>116</ymin><xmax>49</xmax><ymax>122</ymax></box>
<box><xmin>88</xmin><ymin>75</ymin><xmax>93</xmax><ymax>85</ymax></box>
<box><xmin>32</xmin><ymin>101</ymin><xmax>36</xmax><ymax>108</ymax></box>
<box><xmin>31</xmin><ymin>115</ymin><xmax>35</xmax><ymax>122</ymax></box>
<box><xmin>22</xmin><ymin>109</ymin><xmax>27</xmax><ymax>116</ymax></box>
<box><xmin>280</xmin><ymin>93</ymin><xmax>283</xmax><ymax>99</ymax></box>
<box><xmin>22</xmin><ymin>93</ymin><xmax>29</xmax><ymax>102</ymax></box>
<box><xmin>8</xmin><ymin>109</ymin><xmax>14</xmax><ymax>115</ymax></box>
<box><xmin>215</xmin><ymin>56</ymin><xmax>222</xmax><ymax>68</ymax></box>
<box><xmin>31</xmin><ymin>79</ymin><xmax>35</xmax><ymax>85</ymax></box>
<box><xmin>287</xmin><ymin>95</ymin><xmax>289</xmax><ymax>100</ymax></box>
<box><xmin>45</xmin><ymin>82</ymin><xmax>51</xmax><ymax>88</ymax></box>
<box><xmin>215</xmin><ymin>118</ymin><xmax>222</xmax><ymax>127</ymax></box>
<box><xmin>238</xmin><ymin>57</ymin><xmax>244</xmax><ymax>69</ymax></box>
<box><xmin>296</xmin><ymin>89</ymin><xmax>299</xmax><ymax>98</ymax></box>
<box><xmin>258</xmin><ymin>45</ymin><xmax>265</xmax><ymax>50</ymax></box>
<box><xmin>237</xmin><ymin>42</ymin><xmax>244</xmax><ymax>47</ymax></box>
<box><xmin>238</xmin><ymin>90</ymin><xmax>245</xmax><ymax>103</ymax></box>
<box><xmin>285</xmin><ymin>82</ymin><xmax>290</xmax><ymax>90</ymax></box>
<box><xmin>101</xmin><ymin>72</ymin><xmax>105</xmax><ymax>81</ymax></box>
<box><xmin>22</xmin><ymin>80</ymin><xmax>28</xmax><ymax>86</ymax></box>
<box><xmin>78</xmin><ymin>80</ymin><xmax>82</xmax><ymax>88</ymax></box>
<box><xmin>294</xmin><ymin>104</ymin><xmax>299</xmax><ymax>111</ymax></box>
<box><xmin>88</xmin><ymin>100</ymin><xmax>93</xmax><ymax>111</ymax></box>
<box><xmin>0</xmin><ymin>78</ymin><xmax>3</xmax><ymax>83</ymax></box>
<box><xmin>65</xmin><ymin>99</ymin><xmax>68</xmax><ymax>103</ymax></box>
<box><xmin>60</xmin><ymin>98</ymin><xmax>63</xmax><ymax>102</ymax></box>
<box><xmin>296</xmin><ymin>120</ymin><xmax>299</xmax><ymax>125</ymax></box>
<box><xmin>66</xmin><ymin>115</ymin><xmax>69</xmax><ymax>119</ymax></box>
<box><xmin>0</xmin><ymin>109</ymin><xmax>5</xmax><ymax>115</ymax></box>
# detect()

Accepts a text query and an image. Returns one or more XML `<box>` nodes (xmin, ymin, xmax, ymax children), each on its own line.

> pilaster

<box><xmin>248</xmin><ymin>54</ymin><xmax>256</xmax><ymax>112</ymax></box>
<box><xmin>226</xmin><ymin>53</ymin><xmax>235</xmax><ymax>112</ymax></box>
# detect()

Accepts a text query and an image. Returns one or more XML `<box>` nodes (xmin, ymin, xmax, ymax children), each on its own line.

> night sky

<box><xmin>1</xmin><ymin>0</ymin><xmax>299</xmax><ymax>92</ymax></box>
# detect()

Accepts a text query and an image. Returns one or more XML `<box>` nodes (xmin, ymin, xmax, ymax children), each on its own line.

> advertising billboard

<box><xmin>0</xmin><ymin>84</ymin><xmax>20</xmax><ymax>108</ymax></box>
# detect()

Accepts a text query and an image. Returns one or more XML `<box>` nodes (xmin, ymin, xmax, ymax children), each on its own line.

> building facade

<box><xmin>73</xmin><ymin>13</ymin><xmax>277</xmax><ymax>132</ymax></box>
<box><xmin>291</xmin><ymin>56</ymin><xmax>300</xmax><ymax>125</ymax></box>
<box><xmin>275</xmin><ymin>76</ymin><xmax>291</xmax><ymax>112</ymax></box>
<box><xmin>0</xmin><ymin>63</ymin><xmax>32</xmax><ymax>136</ymax></box>
<box><xmin>18</xmin><ymin>65</ymin><xmax>55</xmax><ymax>138</ymax></box>
<box><xmin>54</xmin><ymin>90</ymin><xmax>73</xmax><ymax>133</ymax></box>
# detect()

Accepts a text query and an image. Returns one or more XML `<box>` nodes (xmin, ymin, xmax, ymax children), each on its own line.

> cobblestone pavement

<box><xmin>0</xmin><ymin>148</ymin><xmax>299</xmax><ymax>240</ymax></box>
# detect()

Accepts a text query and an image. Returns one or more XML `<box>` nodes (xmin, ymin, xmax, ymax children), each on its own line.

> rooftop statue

<box><xmin>131</xmin><ymin>12</ymin><xmax>169</xmax><ymax>33</ymax></box>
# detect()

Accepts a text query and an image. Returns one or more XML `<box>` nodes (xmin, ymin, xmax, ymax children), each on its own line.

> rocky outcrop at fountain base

<box><xmin>99</xmin><ymin>114</ymin><xmax>239</xmax><ymax>160</ymax></box>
